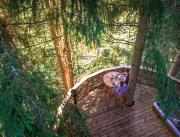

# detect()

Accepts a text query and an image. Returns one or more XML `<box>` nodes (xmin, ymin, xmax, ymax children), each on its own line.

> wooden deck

<box><xmin>78</xmin><ymin>84</ymin><xmax>176</xmax><ymax>137</ymax></box>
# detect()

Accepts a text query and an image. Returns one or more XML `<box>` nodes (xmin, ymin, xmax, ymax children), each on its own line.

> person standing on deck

<box><xmin>117</xmin><ymin>81</ymin><xmax>128</xmax><ymax>103</ymax></box>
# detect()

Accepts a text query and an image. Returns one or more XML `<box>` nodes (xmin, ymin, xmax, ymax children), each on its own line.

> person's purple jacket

<box><xmin>117</xmin><ymin>84</ymin><xmax>128</xmax><ymax>96</ymax></box>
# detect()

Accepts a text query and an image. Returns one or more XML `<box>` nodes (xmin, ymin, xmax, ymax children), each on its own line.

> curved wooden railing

<box><xmin>57</xmin><ymin>66</ymin><xmax>179</xmax><ymax>114</ymax></box>
<box><xmin>168</xmin><ymin>75</ymin><xmax>180</xmax><ymax>84</ymax></box>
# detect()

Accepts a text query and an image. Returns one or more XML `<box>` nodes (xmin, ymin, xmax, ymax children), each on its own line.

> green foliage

<box><xmin>142</xmin><ymin>0</ymin><xmax>180</xmax><ymax>114</ymax></box>
<box><xmin>0</xmin><ymin>42</ymin><xmax>61</xmax><ymax>136</ymax></box>
<box><xmin>3</xmin><ymin>0</ymin><xmax>106</xmax><ymax>47</ymax></box>
<box><xmin>144</xmin><ymin>48</ymin><xmax>180</xmax><ymax>113</ymax></box>
<box><xmin>0</xmin><ymin>39</ymin><xmax>91</xmax><ymax>136</ymax></box>
<box><xmin>66</xmin><ymin>0</ymin><xmax>106</xmax><ymax>46</ymax></box>
<box><xmin>129</xmin><ymin>0</ymin><xmax>165</xmax><ymax>24</ymax></box>
<box><xmin>0</xmin><ymin>0</ymin><xmax>96</xmax><ymax>136</ymax></box>
<box><xmin>58</xmin><ymin>103</ymin><xmax>91</xmax><ymax>137</ymax></box>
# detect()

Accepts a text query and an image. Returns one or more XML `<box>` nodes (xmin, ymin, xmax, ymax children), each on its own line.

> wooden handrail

<box><xmin>168</xmin><ymin>75</ymin><xmax>180</xmax><ymax>84</ymax></box>
<box><xmin>57</xmin><ymin>66</ymin><xmax>179</xmax><ymax>115</ymax></box>
<box><xmin>57</xmin><ymin>66</ymin><xmax>130</xmax><ymax>115</ymax></box>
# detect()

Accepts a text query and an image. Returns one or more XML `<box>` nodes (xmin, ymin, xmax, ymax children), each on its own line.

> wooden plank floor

<box><xmin>78</xmin><ymin>84</ymin><xmax>176</xmax><ymax>137</ymax></box>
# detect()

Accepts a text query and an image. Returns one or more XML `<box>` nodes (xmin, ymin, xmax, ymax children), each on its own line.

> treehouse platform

<box><xmin>78</xmin><ymin>84</ymin><xmax>175</xmax><ymax>137</ymax></box>
<box><xmin>65</xmin><ymin>66</ymin><xmax>179</xmax><ymax>137</ymax></box>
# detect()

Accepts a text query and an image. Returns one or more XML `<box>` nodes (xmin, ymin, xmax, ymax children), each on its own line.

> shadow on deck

<box><xmin>78</xmin><ymin>84</ymin><xmax>176</xmax><ymax>137</ymax></box>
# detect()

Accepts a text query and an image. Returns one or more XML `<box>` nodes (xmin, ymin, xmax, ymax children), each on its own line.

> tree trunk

<box><xmin>64</xmin><ymin>34</ymin><xmax>74</xmax><ymax>89</ymax></box>
<box><xmin>126</xmin><ymin>13</ymin><xmax>149</xmax><ymax>106</ymax></box>
<box><xmin>48</xmin><ymin>1</ymin><xmax>74</xmax><ymax>91</ymax></box>
<box><xmin>49</xmin><ymin>20</ymin><xmax>69</xmax><ymax>90</ymax></box>
<box><xmin>169</xmin><ymin>51</ymin><xmax>180</xmax><ymax>77</ymax></box>
<box><xmin>49</xmin><ymin>19</ymin><xmax>74</xmax><ymax>91</ymax></box>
